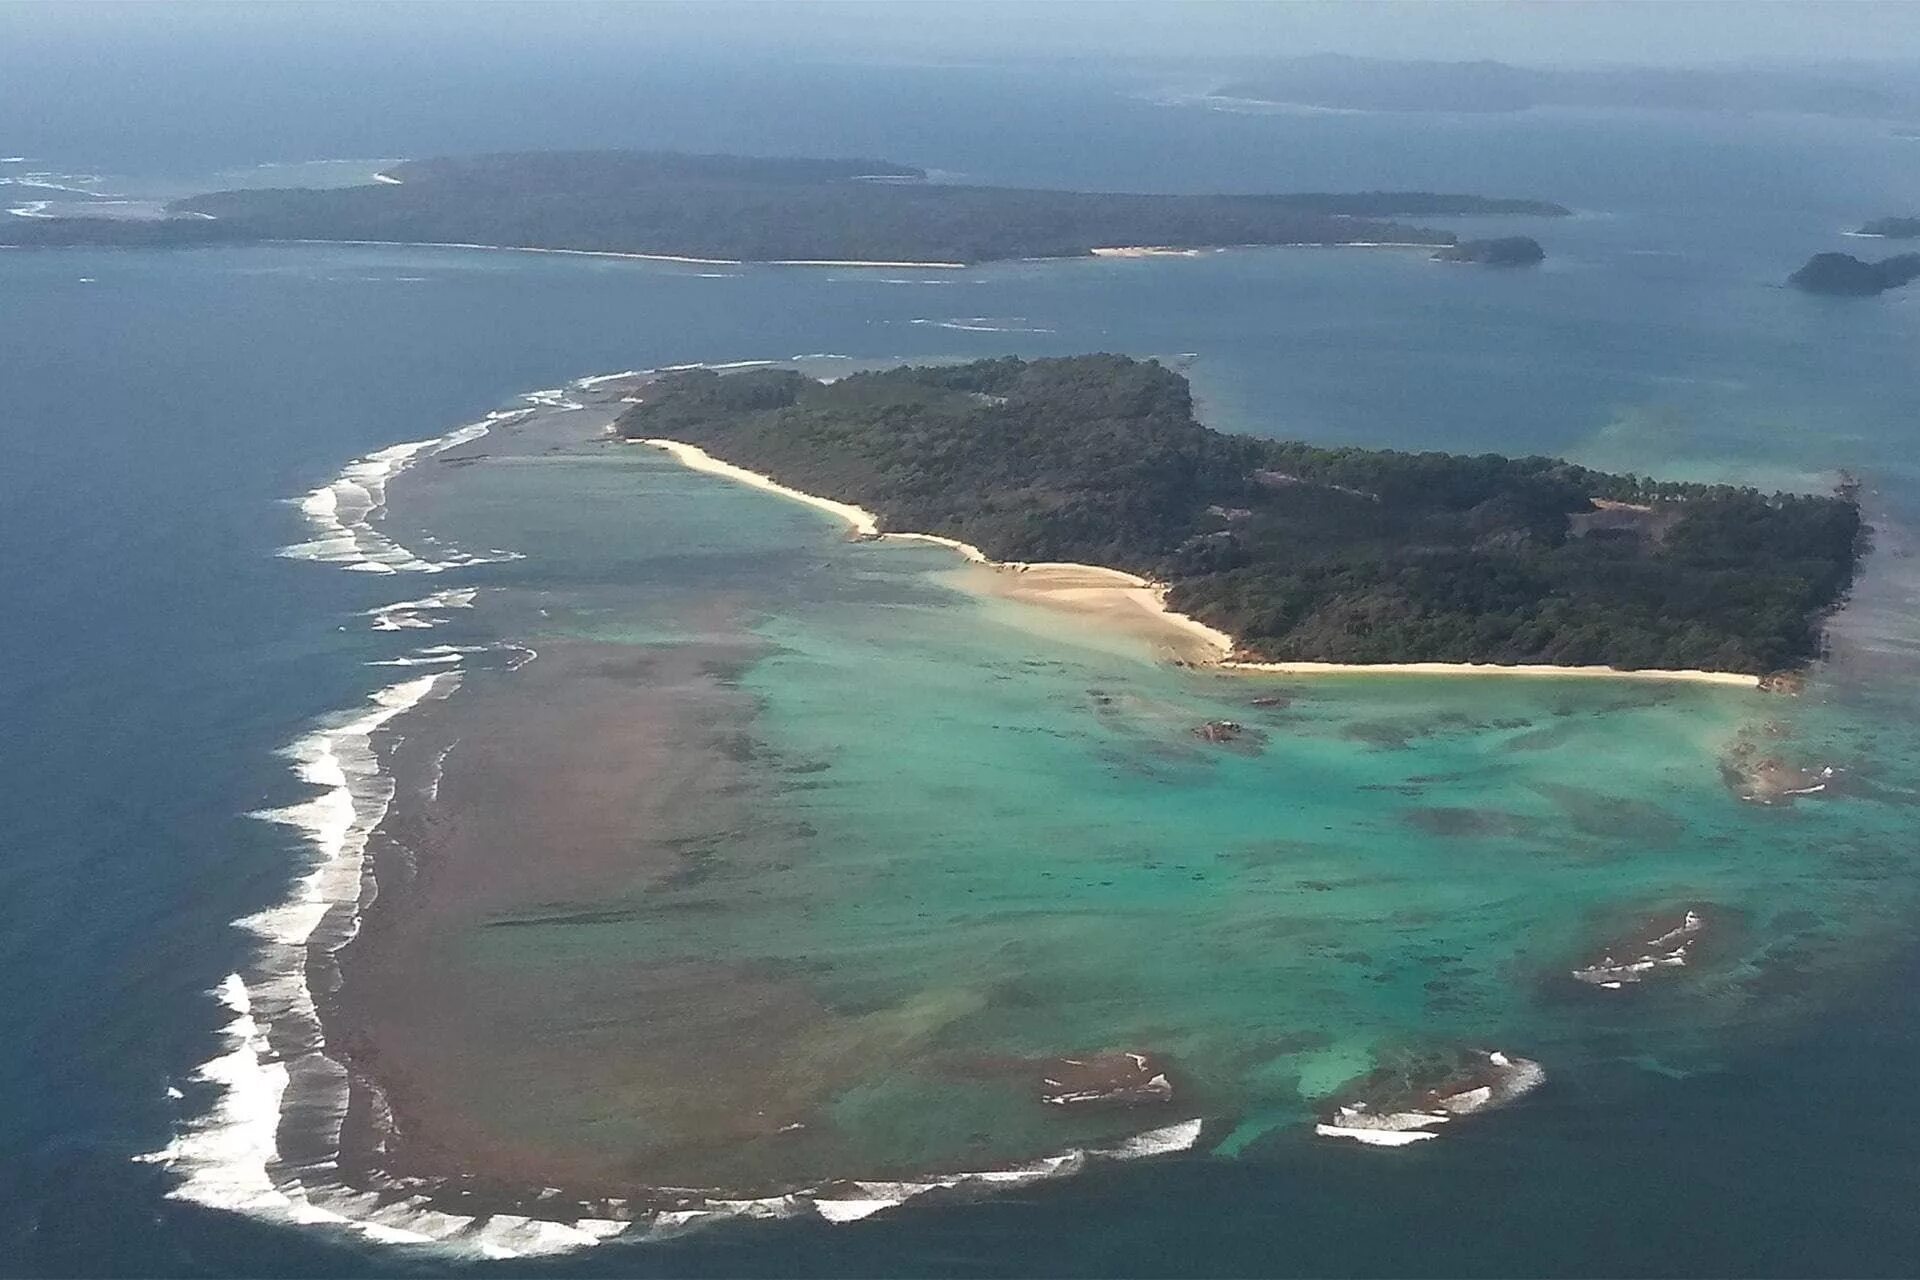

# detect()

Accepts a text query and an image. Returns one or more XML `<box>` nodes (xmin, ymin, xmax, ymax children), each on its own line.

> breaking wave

<box><xmin>143</xmin><ymin>367</ymin><xmax>1212</xmax><ymax>1257</ymax></box>
<box><xmin>909</xmin><ymin>316</ymin><xmax>1057</xmax><ymax>334</ymax></box>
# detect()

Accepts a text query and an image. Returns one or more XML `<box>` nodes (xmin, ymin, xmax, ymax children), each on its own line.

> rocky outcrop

<box><xmin>1038</xmin><ymin>1052</ymin><xmax>1175</xmax><ymax>1108</ymax></box>
<box><xmin>1788</xmin><ymin>251</ymin><xmax>1920</xmax><ymax>295</ymax></box>
<box><xmin>1316</xmin><ymin>1049</ymin><xmax>1544</xmax><ymax>1146</ymax></box>
<box><xmin>1432</xmin><ymin>235</ymin><xmax>1545</xmax><ymax>266</ymax></box>
<box><xmin>1571</xmin><ymin>908</ymin><xmax>1708</xmax><ymax>989</ymax></box>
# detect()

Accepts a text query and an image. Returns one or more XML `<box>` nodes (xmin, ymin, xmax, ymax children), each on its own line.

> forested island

<box><xmin>1789</xmin><ymin>250</ymin><xmax>1920</xmax><ymax>296</ymax></box>
<box><xmin>0</xmin><ymin>149</ymin><xmax>1568</xmax><ymax>264</ymax></box>
<box><xmin>1856</xmin><ymin>216</ymin><xmax>1920</xmax><ymax>238</ymax></box>
<box><xmin>618</xmin><ymin>356</ymin><xmax>1861</xmax><ymax>673</ymax></box>
<box><xmin>1432</xmin><ymin>236</ymin><xmax>1545</xmax><ymax>266</ymax></box>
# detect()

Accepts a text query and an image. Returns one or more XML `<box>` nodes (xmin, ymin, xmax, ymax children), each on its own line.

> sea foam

<box><xmin>278</xmin><ymin>378</ymin><xmax>589</xmax><ymax>576</ymax></box>
<box><xmin>147</xmin><ymin>368</ymin><xmax>1212</xmax><ymax>1256</ymax></box>
<box><xmin>364</xmin><ymin>587</ymin><xmax>477</xmax><ymax>631</ymax></box>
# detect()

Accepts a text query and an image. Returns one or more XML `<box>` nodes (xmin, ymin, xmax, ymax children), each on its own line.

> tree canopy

<box><xmin>617</xmin><ymin>356</ymin><xmax>1861</xmax><ymax>673</ymax></box>
<box><xmin>4</xmin><ymin>150</ymin><xmax>1567</xmax><ymax>263</ymax></box>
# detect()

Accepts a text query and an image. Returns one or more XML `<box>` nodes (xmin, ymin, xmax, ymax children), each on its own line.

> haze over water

<box><xmin>8</xmin><ymin>55</ymin><xmax>1920</xmax><ymax>1275</ymax></box>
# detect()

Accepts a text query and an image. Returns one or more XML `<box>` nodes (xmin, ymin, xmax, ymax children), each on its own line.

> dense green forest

<box><xmin>1</xmin><ymin>149</ymin><xmax>1567</xmax><ymax>263</ymax></box>
<box><xmin>1431</xmin><ymin>236</ymin><xmax>1545</xmax><ymax>266</ymax></box>
<box><xmin>617</xmin><ymin>356</ymin><xmax>1860</xmax><ymax>672</ymax></box>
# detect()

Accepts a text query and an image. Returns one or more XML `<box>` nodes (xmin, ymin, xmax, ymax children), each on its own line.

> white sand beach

<box><xmin>634</xmin><ymin>438</ymin><xmax>1764</xmax><ymax>688</ymax></box>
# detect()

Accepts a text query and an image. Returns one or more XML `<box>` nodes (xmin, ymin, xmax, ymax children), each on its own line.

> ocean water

<box><xmin>8</xmin><ymin>73</ymin><xmax>1920</xmax><ymax>1275</ymax></box>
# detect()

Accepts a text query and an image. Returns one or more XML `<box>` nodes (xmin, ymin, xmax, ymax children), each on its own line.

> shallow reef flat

<box><xmin>299</xmin><ymin>390</ymin><xmax>1920</xmax><ymax>1229</ymax></box>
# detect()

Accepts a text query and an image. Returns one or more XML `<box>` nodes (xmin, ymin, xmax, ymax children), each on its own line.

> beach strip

<box><xmin>634</xmin><ymin>438</ymin><xmax>1762</xmax><ymax>687</ymax></box>
<box><xmin>275</xmin><ymin>239</ymin><xmax>973</xmax><ymax>269</ymax></box>
<box><xmin>634</xmin><ymin>438</ymin><xmax>1235</xmax><ymax>660</ymax></box>
<box><xmin>1221</xmin><ymin>659</ymin><xmax>1762</xmax><ymax>687</ymax></box>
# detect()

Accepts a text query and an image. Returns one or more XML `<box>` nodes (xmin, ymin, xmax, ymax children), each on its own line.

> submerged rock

<box><xmin>1193</xmin><ymin>719</ymin><xmax>1245</xmax><ymax>743</ymax></box>
<box><xmin>1722</xmin><ymin>732</ymin><xmax>1839</xmax><ymax>804</ymax></box>
<box><xmin>1315</xmin><ymin>1049</ymin><xmax>1544</xmax><ymax>1146</ymax></box>
<box><xmin>1571</xmin><ymin>907</ymin><xmax>1708</xmax><ymax>989</ymax></box>
<box><xmin>1039</xmin><ymin>1051</ymin><xmax>1175</xmax><ymax>1108</ymax></box>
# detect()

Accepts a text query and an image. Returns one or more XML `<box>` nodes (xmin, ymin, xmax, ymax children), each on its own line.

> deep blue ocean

<box><xmin>6</xmin><ymin>59</ymin><xmax>1920</xmax><ymax>1275</ymax></box>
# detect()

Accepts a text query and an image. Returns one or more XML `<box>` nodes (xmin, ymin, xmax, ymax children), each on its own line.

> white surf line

<box><xmin>0</xmin><ymin>175</ymin><xmax>117</xmax><ymax>197</ymax></box>
<box><xmin>274</xmin><ymin>238</ymin><xmax>745</xmax><ymax>266</ymax></box>
<box><xmin>364</xmin><ymin>587</ymin><xmax>478</xmax><ymax>632</ymax></box>
<box><xmin>140</xmin><ymin>674</ymin><xmax>469</xmax><ymax>1247</ymax></box>
<box><xmin>262</xmin><ymin>238</ymin><xmax>979</xmax><ymax>270</ymax></box>
<box><xmin>279</xmin><ymin>389</ymin><xmax>580</xmax><ymax>574</ymax></box>
<box><xmin>148</xmin><ymin>372</ymin><xmax>1210</xmax><ymax>1256</ymax></box>
<box><xmin>660</xmin><ymin>1117</ymin><xmax>1209</xmax><ymax>1234</ymax></box>
<box><xmin>766</xmin><ymin>257</ymin><xmax>969</xmax><ymax>269</ymax></box>
<box><xmin>282</xmin><ymin>425</ymin><xmax>497</xmax><ymax>574</ymax></box>
<box><xmin>909</xmin><ymin>317</ymin><xmax>1057</xmax><ymax>333</ymax></box>
<box><xmin>1315</xmin><ymin>1052</ymin><xmax>1546</xmax><ymax>1149</ymax></box>
<box><xmin>135</xmin><ymin>387</ymin><xmax>596</xmax><ymax>1255</ymax></box>
<box><xmin>145</xmin><ymin>661</ymin><xmax>632</xmax><ymax>1260</ymax></box>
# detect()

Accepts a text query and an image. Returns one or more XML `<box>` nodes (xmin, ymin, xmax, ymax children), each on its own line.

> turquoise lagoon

<box><xmin>12</xmin><ymin>92</ymin><xmax>1920</xmax><ymax>1271</ymax></box>
<box><xmin>376</xmin><ymin>408</ymin><xmax>1920</xmax><ymax>1191</ymax></box>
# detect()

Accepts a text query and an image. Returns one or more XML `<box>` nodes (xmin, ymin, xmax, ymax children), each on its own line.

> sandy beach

<box><xmin>954</xmin><ymin>561</ymin><xmax>1235</xmax><ymax>665</ymax></box>
<box><xmin>636</xmin><ymin>437</ymin><xmax>1764</xmax><ymax>687</ymax></box>
<box><xmin>277</xmin><ymin>239</ymin><xmax>974</xmax><ymax>269</ymax></box>
<box><xmin>280</xmin><ymin>238</ymin><xmax>748</xmax><ymax>266</ymax></box>
<box><xmin>767</xmin><ymin>258</ymin><xmax>969</xmax><ymax>268</ymax></box>
<box><xmin>1222</xmin><ymin>659</ymin><xmax>1763</xmax><ymax>687</ymax></box>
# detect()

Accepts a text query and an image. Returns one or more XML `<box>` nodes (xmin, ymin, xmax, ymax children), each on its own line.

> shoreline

<box><xmin>274</xmin><ymin>239</ymin><xmax>971</xmax><ymax>269</ymax></box>
<box><xmin>152</xmin><ymin>366</ymin><xmax>1780</xmax><ymax>1257</ymax></box>
<box><xmin>258</xmin><ymin>237</ymin><xmax>1440</xmax><ymax>270</ymax></box>
<box><xmin>1222</xmin><ymin>659</ymin><xmax>1761</xmax><ymax>687</ymax></box>
<box><xmin>148</xmin><ymin>380</ymin><xmax>1217</xmax><ymax>1256</ymax></box>
<box><xmin>633</xmin><ymin>437</ymin><xmax>1764</xmax><ymax>687</ymax></box>
<box><xmin>634</xmin><ymin>438</ymin><xmax>1240</xmax><ymax>663</ymax></box>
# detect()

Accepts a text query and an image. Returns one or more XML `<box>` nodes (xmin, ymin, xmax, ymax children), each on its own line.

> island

<box><xmin>1431</xmin><ymin>235</ymin><xmax>1545</xmax><ymax>266</ymax></box>
<box><xmin>617</xmin><ymin>355</ymin><xmax>1861</xmax><ymax>674</ymax></box>
<box><xmin>1213</xmin><ymin>55</ymin><xmax>1900</xmax><ymax>117</ymax></box>
<box><xmin>1788</xmin><ymin>250</ymin><xmax>1920</xmax><ymax>296</ymax></box>
<box><xmin>1856</xmin><ymin>216</ymin><xmax>1920</xmax><ymax>238</ymax></box>
<box><xmin>0</xmin><ymin>148</ymin><xmax>1570</xmax><ymax>265</ymax></box>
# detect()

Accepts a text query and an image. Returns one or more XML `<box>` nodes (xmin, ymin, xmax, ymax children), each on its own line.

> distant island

<box><xmin>617</xmin><ymin>356</ymin><xmax>1860</xmax><ymax>674</ymax></box>
<box><xmin>1432</xmin><ymin>236</ymin><xmax>1545</xmax><ymax>266</ymax></box>
<box><xmin>0</xmin><ymin>149</ymin><xmax>1568</xmax><ymax>265</ymax></box>
<box><xmin>1214</xmin><ymin>55</ymin><xmax>1904</xmax><ymax>117</ymax></box>
<box><xmin>1856</xmin><ymin>216</ymin><xmax>1920</xmax><ymax>238</ymax></box>
<box><xmin>1789</xmin><ymin>251</ymin><xmax>1920</xmax><ymax>296</ymax></box>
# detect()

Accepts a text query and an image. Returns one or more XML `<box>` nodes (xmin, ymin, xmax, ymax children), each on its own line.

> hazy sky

<box><xmin>11</xmin><ymin>0</ymin><xmax>1920</xmax><ymax>68</ymax></box>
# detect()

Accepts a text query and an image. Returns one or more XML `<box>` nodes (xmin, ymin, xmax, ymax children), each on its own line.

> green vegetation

<box><xmin>1431</xmin><ymin>236</ymin><xmax>1545</xmax><ymax>266</ymax></box>
<box><xmin>618</xmin><ymin>356</ymin><xmax>1860</xmax><ymax>672</ymax></box>
<box><xmin>0</xmin><ymin>150</ymin><xmax>1567</xmax><ymax>263</ymax></box>
<box><xmin>1788</xmin><ymin>251</ymin><xmax>1920</xmax><ymax>296</ymax></box>
<box><xmin>1856</xmin><ymin>216</ymin><xmax>1920</xmax><ymax>239</ymax></box>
